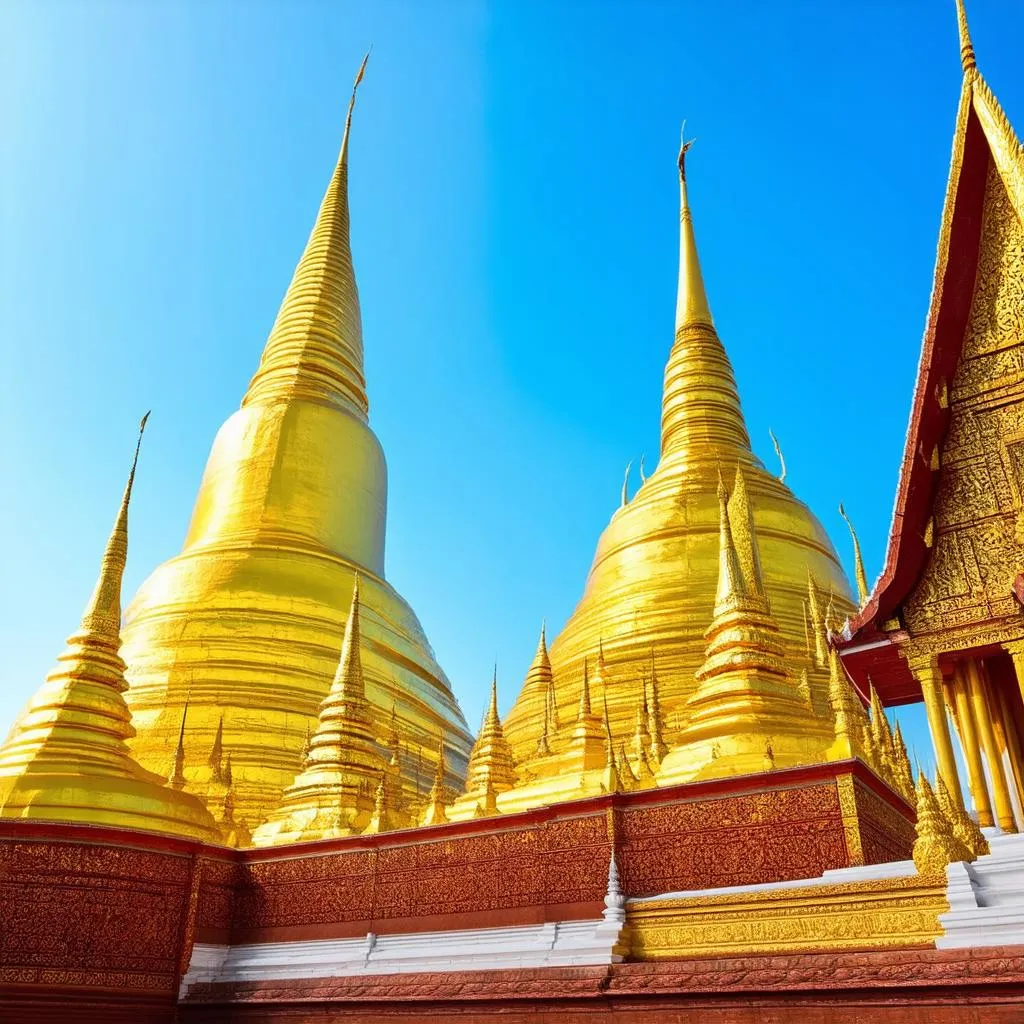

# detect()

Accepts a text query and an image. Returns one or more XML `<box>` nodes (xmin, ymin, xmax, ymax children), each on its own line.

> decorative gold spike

<box><xmin>420</xmin><ymin>738</ymin><xmax>449</xmax><ymax>827</ymax></box>
<box><xmin>219</xmin><ymin>758</ymin><xmax>252</xmax><ymax>848</ymax></box>
<box><xmin>838</xmin><ymin>504</ymin><xmax>870</xmax><ymax>608</ymax></box>
<box><xmin>728</xmin><ymin>465</ymin><xmax>765</xmax><ymax>600</ymax></box>
<box><xmin>647</xmin><ymin>648</ymin><xmax>667</xmax><ymax>764</ymax></box>
<box><xmin>913</xmin><ymin>772</ymin><xmax>971</xmax><ymax>875</ymax></box>
<box><xmin>714</xmin><ymin>472</ymin><xmax>748</xmax><ymax>612</ymax></box>
<box><xmin>461</xmin><ymin>669</ymin><xmax>516</xmax><ymax>798</ymax></box>
<box><xmin>208</xmin><ymin>715</ymin><xmax>225</xmax><ymax>784</ymax></box>
<box><xmin>937</xmin><ymin>772</ymin><xmax>988</xmax><ymax>858</ymax></box>
<box><xmin>806</xmin><ymin>570</ymin><xmax>828</xmax><ymax>669</ymax></box>
<box><xmin>0</xmin><ymin>415</ymin><xmax>219</xmax><ymax>841</ymax></box>
<box><xmin>169</xmin><ymin>701</ymin><xmax>189</xmax><ymax>791</ymax></box>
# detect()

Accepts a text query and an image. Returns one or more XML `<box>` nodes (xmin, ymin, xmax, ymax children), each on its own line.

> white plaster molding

<box><xmin>937</xmin><ymin>832</ymin><xmax>1024</xmax><ymax>948</ymax></box>
<box><xmin>180</xmin><ymin>915</ymin><xmax>624</xmax><ymax>995</ymax></box>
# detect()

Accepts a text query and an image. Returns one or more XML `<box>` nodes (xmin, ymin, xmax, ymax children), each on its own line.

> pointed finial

<box><xmin>806</xmin><ymin>568</ymin><xmax>827</xmax><ymax>668</ymax></box>
<box><xmin>955</xmin><ymin>0</ymin><xmax>977</xmax><ymax>73</ymax></box>
<box><xmin>714</xmin><ymin>472</ymin><xmax>747</xmax><ymax>609</ymax></box>
<box><xmin>224</xmin><ymin>751</ymin><xmax>234</xmax><ymax>788</ymax></box>
<box><xmin>839</xmin><ymin>503</ymin><xmax>870</xmax><ymax>607</ymax></box>
<box><xmin>80</xmin><ymin>412</ymin><xmax>149</xmax><ymax>639</ymax></box>
<box><xmin>620</xmin><ymin>460</ymin><xmax>633</xmax><ymax>507</ymax></box>
<box><xmin>169</xmin><ymin>699</ymin><xmax>189</xmax><ymax>790</ymax></box>
<box><xmin>578</xmin><ymin>657</ymin><xmax>593</xmax><ymax>719</ymax></box>
<box><xmin>768</xmin><ymin>427</ymin><xmax>787</xmax><ymax>484</ymax></box>
<box><xmin>638</xmin><ymin>454</ymin><xmax>647</xmax><ymax>484</ymax></box>
<box><xmin>675</xmin><ymin>125</ymin><xmax>713</xmax><ymax>330</ymax></box>
<box><xmin>487</xmin><ymin>666</ymin><xmax>499</xmax><ymax>721</ymax></box>
<box><xmin>243</xmin><ymin>53</ymin><xmax>372</xmax><ymax>417</ymax></box>
<box><xmin>728</xmin><ymin>464</ymin><xmax>764</xmax><ymax>598</ymax></box>
<box><xmin>209</xmin><ymin>714</ymin><xmax>225</xmax><ymax>781</ymax></box>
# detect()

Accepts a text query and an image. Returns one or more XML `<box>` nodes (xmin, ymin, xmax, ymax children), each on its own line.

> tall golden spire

<box><xmin>244</xmin><ymin>54</ymin><xmax>371</xmax><ymax>418</ymax></box>
<box><xmin>251</xmin><ymin>578</ymin><xmax>385</xmax><ymax>844</ymax></box>
<box><xmin>661</xmin><ymin>135</ymin><xmax>751</xmax><ymax>461</ymax></box>
<box><xmin>838</xmin><ymin>504</ymin><xmax>870</xmax><ymax>607</ymax></box>
<box><xmin>120</xmin><ymin>49</ymin><xmax>473</xmax><ymax>824</ymax></box>
<box><xmin>0</xmin><ymin>417</ymin><xmax>219</xmax><ymax>841</ymax></box>
<box><xmin>955</xmin><ymin>0</ymin><xmax>977</xmax><ymax>74</ymax></box>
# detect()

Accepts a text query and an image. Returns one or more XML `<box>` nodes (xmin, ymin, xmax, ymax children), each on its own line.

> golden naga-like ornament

<box><xmin>503</xmin><ymin>136</ymin><xmax>855</xmax><ymax>779</ymax></box>
<box><xmin>913</xmin><ymin>772</ymin><xmax>971</xmax><ymax>875</ymax></box>
<box><xmin>117</xmin><ymin>55</ymin><xmax>471</xmax><ymax>830</ymax></box>
<box><xmin>251</xmin><ymin>580</ymin><xmax>386</xmax><ymax>845</ymax></box>
<box><xmin>0</xmin><ymin>417</ymin><xmax>220</xmax><ymax>842</ymax></box>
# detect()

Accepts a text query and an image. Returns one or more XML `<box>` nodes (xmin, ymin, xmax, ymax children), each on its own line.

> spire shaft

<box><xmin>243</xmin><ymin>55</ymin><xmax>371</xmax><ymax>418</ymax></box>
<box><xmin>661</xmin><ymin>138</ymin><xmax>752</xmax><ymax>461</ymax></box>
<box><xmin>675</xmin><ymin>140</ymin><xmax>713</xmax><ymax>330</ymax></box>
<box><xmin>955</xmin><ymin>0</ymin><xmax>977</xmax><ymax>73</ymax></box>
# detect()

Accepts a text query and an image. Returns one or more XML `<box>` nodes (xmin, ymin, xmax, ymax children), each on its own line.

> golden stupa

<box><xmin>503</xmin><ymin>137</ymin><xmax>857</xmax><ymax>772</ymax></box>
<box><xmin>117</xmin><ymin>58</ymin><xmax>472</xmax><ymax>826</ymax></box>
<box><xmin>0</xmin><ymin>418</ymin><xmax>220</xmax><ymax>842</ymax></box>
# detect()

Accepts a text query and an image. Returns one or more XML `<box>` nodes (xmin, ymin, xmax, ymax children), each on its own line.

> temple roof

<box><xmin>838</xmin><ymin>3</ymin><xmax>1024</xmax><ymax>704</ymax></box>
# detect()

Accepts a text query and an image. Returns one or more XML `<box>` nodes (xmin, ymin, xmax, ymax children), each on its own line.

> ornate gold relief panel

<box><xmin>905</xmin><ymin>165</ymin><xmax>1024</xmax><ymax>637</ymax></box>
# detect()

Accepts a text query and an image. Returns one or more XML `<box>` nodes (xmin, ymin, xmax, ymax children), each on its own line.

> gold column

<box><xmin>1005</xmin><ymin>640</ymin><xmax>1024</xmax><ymax>710</ymax></box>
<box><xmin>964</xmin><ymin>659</ymin><xmax>1016</xmax><ymax>832</ymax></box>
<box><xmin>951</xmin><ymin>664</ymin><xmax>994</xmax><ymax>828</ymax></box>
<box><xmin>992</xmin><ymin>681</ymin><xmax>1024</xmax><ymax>813</ymax></box>
<box><xmin>908</xmin><ymin>653</ymin><xmax>963</xmax><ymax>810</ymax></box>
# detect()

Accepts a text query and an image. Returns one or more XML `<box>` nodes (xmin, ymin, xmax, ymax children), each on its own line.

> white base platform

<box><xmin>181</xmin><ymin>916</ymin><xmax>625</xmax><ymax>998</ymax></box>
<box><xmin>937</xmin><ymin>830</ymin><xmax>1024</xmax><ymax>949</ymax></box>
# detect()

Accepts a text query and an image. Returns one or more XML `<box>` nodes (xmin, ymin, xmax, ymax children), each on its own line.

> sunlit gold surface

<box><xmin>502</xmin><ymin>140</ymin><xmax>855</xmax><ymax>793</ymax></box>
<box><xmin>0</xmin><ymin>422</ymin><xmax>219</xmax><ymax>842</ymax></box>
<box><xmin>627</xmin><ymin>873</ymin><xmax>948</xmax><ymax>959</ymax></box>
<box><xmin>119</xmin><ymin>62</ymin><xmax>472</xmax><ymax>832</ymax></box>
<box><xmin>656</xmin><ymin>471</ymin><xmax>832</xmax><ymax>783</ymax></box>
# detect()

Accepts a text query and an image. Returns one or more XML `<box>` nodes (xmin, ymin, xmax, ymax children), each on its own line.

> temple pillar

<box><xmin>1005</xmin><ymin>640</ymin><xmax>1024</xmax><ymax>709</ymax></box>
<box><xmin>993</xmin><ymin>682</ymin><xmax>1024</xmax><ymax>819</ymax></box>
<box><xmin>951</xmin><ymin>664</ymin><xmax>994</xmax><ymax>827</ymax></box>
<box><xmin>908</xmin><ymin>653</ymin><xmax>962</xmax><ymax>810</ymax></box>
<box><xmin>964</xmin><ymin>659</ymin><xmax>1016</xmax><ymax>832</ymax></box>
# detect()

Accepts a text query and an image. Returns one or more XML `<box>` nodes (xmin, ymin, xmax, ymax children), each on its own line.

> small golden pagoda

<box><xmin>0</xmin><ymin>419</ymin><xmax>220</xmax><ymax>842</ymax></box>
<box><xmin>656</xmin><ymin>471</ymin><xmax>831</xmax><ymax>783</ymax></box>
<box><xmin>116</xmin><ymin>58</ymin><xmax>472</xmax><ymax>829</ymax></box>
<box><xmin>448</xmin><ymin>672</ymin><xmax>517</xmax><ymax>820</ymax></box>
<box><xmin>502</xmin><ymin>136</ymin><xmax>856</xmax><ymax>773</ymax></box>
<box><xmin>252</xmin><ymin>579</ymin><xmax>387</xmax><ymax>844</ymax></box>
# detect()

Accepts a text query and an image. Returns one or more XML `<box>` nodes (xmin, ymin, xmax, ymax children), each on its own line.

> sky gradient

<box><xmin>3</xmin><ymin>1</ymin><xmax>1023</xmax><ymax>779</ymax></box>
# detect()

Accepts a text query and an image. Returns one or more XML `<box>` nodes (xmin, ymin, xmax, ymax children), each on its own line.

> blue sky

<box><xmin>2</xmin><ymin>1</ymin><xmax>1022</xmax><ymax>779</ymax></box>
